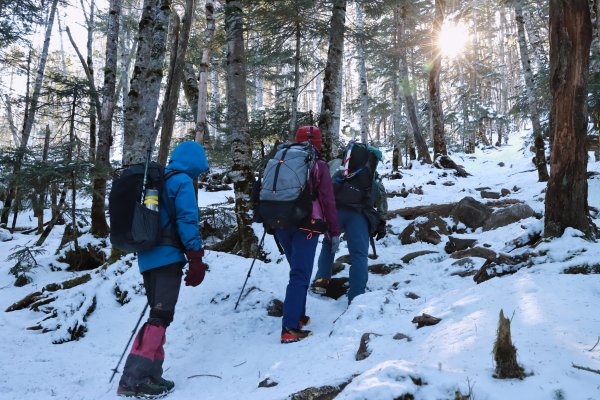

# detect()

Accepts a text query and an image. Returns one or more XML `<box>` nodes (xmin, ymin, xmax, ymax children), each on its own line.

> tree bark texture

<box><xmin>158</xmin><ymin>0</ymin><xmax>195</xmax><ymax>165</ymax></box>
<box><xmin>544</xmin><ymin>0</ymin><xmax>592</xmax><ymax>237</ymax></box>
<box><xmin>513</xmin><ymin>0</ymin><xmax>549</xmax><ymax>182</ymax></box>
<box><xmin>183</xmin><ymin>62</ymin><xmax>199</xmax><ymax>120</ymax></box>
<box><xmin>318</xmin><ymin>0</ymin><xmax>347</xmax><ymax>161</ymax></box>
<box><xmin>429</xmin><ymin>0</ymin><xmax>447</xmax><ymax>159</ymax></box>
<box><xmin>289</xmin><ymin>21</ymin><xmax>301</xmax><ymax>140</ymax></box>
<box><xmin>356</xmin><ymin>0</ymin><xmax>369</xmax><ymax>144</ymax></box>
<box><xmin>91</xmin><ymin>0</ymin><xmax>122</xmax><ymax>237</ymax></box>
<box><xmin>225</xmin><ymin>0</ymin><xmax>257</xmax><ymax>258</ymax></box>
<box><xmin>210</xmin><ymin>54</ymin><xmax>220</xmax><ymax>140</ymax></box>
<box><xmin>122</xmin><ymin>0</ymin><xmax>171</xmax><ymax>166</ymax></box>
<box><xmin>1</xmin><ymin>0</ymin><xmax>58</xmax><ymax>225</ymax></box>
<box><xmin>84</xmin><ymin>0</ymin><xmax>97</xmax><ymax>162</ymax></box>
<box><xmin>396</xmin><ymin>4</ymin><xmax>431</xmax><ymax>163</ymax></box>
<box><xmin>195</xmin><ymin>0</ymin><xmax>216</xmax><ymax>145</ymax></box>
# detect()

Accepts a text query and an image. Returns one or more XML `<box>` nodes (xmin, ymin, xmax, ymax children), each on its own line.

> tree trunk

<box><xmin>289</xmin><ymin>20</ymin><xmax>301</xmax><ymax>140</ymax></box>
<box><xmin>544</xmin><ymin>0</ymin><xmax>592</xmax><ymax>237</ymax></box>
<box><xmin>429</xmin><ymin>0</ymin><xmax>447</xmax><ymax>159</ymax></box>
<box><xmin>90</xmin><ymin>0</ymin><xmax>122</xmax><ymax>238</ymax></box>
<box><xmin>195</xmin><ymin>0</ymin><xmax>216</xmax><ymax>145</ymax></box>
<box><xmin>498</xmin><ymin>9</ymin><xmax>509</xmax><ymax>146</ymax></box>
<box><xmin>84</xmin><ymin>0</ymin><xmax>97</xmax><ymax>162</ymax></box>
<box><xmin>36</xmin><ymin>124</ymin><xmax>52</xmax><ymax>234</ymax></box>
<box><xmin>182</xmin><ymin>62</ymin><xmax>199</xmax><ymax>120</ymax></box>
<box><xmin>318</xmin><ymin>0</ymin><xmax>347</xmax><ymax>161</ymax></box>
<box><xmin>158</xmin><ymin>0</ymin><xmax>195</xmax><ymax>165</ymax></box>
<box><xmin>122</xmin><ymin>0</ymin><xmax>171</xmax><ymax>166</ymax></box>
<box><xmin>513</xmin><ymin>0</ymin><xmax>549</xmax><ymax>182</ymax></box>
<box><xmin>119</xmin><ymin>17</ymin><xmax>132</xmax><ymax>149</ymax></box>
<box><xmin>210</xmin><ymin>54</ymin><xmax>220</xmax><ymax>140</ymax></box>
<box><xmin>225</xmin><ymin>0</ymin><xmax>257</xmax><ymax>258</ymax></box>
<box><xmin>356</xmin><ymin>0</ymin><xmax>369</xmax><ymax>144</ymax></box>
<box><xmin>1</xmin><ymin>0</ymin><xmax>58</xmax><ymax>225</ymax></box>
<box><xmin>396</xmin><ymin>4</ymin><xmax>431</xmax><ymax>163</ymax></box>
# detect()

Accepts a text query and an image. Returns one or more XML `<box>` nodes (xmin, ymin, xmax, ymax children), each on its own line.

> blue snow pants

<box><xmin>275</xmin><ymin>227</ymin><xmax>320</xmax><ymax>329</ymax></box>
<box><xmin>316</xmin><ymin>208</ymin><xmax>369</xmax><ymax>303</ymax></box>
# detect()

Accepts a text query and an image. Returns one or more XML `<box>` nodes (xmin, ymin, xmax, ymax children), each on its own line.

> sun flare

<box><xmin>438</xmin><ymin>21</ymin><xmax>470</xmax><ymax>58</ymax></box>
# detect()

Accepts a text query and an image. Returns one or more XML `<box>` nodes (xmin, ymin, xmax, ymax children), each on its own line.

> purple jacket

<box><xmin>311</xmin><ymin>159</ymin><xmax>341</xmax><ymax>237</ymax></box>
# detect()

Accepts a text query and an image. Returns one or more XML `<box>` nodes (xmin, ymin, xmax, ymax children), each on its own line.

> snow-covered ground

<box><xmin>1</xmin><ymin>132</ymin><xmax>599</xmax><ymax>400</ymax></box>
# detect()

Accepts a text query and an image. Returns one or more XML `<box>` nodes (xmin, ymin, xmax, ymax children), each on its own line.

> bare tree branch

<box><xmin>65</xmin><ymin>26</ymin><xmax>102</xmax><ymax>122</ymax></box>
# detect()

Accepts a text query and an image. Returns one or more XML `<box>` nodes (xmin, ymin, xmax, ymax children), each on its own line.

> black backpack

<box><xmin>109</xmin><ymin>162</ymin><xmax>183</xmax><ymax>254</ymax></box>
<box><xmin>254</xmin><ymin>142</ymin><xmax>317</xmax><ymax>231</ymax></box>
<box><xmin>333</xmin><ymin>141</ymin><xmax>380</xmax><ymax>209</ymax></box>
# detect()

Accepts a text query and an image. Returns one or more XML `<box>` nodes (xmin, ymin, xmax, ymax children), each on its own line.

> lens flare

<box><xmin>438</xmin><ymin>21</ymin><xmax>469</xmax><ymax>58</ymax></box>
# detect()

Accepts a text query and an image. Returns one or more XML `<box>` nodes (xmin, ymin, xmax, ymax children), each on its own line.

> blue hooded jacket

<box><xmin>137</xmin><ymin>141</ymin><xmax>209</xmax><ymax>273</ymax></box>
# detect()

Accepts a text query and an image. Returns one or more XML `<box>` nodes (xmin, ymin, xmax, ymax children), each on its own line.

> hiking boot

<box><xmin>299</xmin><ymin>315</ymin><xmax>310</xmax><ymax>328</ymax></box>
<box><xmin>281</xmin><ymin>327</ymin><xmax>312</xmax><ymax>343</ymax></box>
<box><xmin>117</xmin><ymin>377</ymin><xmax>171</xmax><ymax>398</ymax></box>
<box><xmin>310</xmin><ymin>278</ymin><xmax>329</xmax><ymax>295</ymax></box>
<box><xmin>150</xmin><ymin>376</ymin><xmax>175</xmax><ymax>392</ymax></box>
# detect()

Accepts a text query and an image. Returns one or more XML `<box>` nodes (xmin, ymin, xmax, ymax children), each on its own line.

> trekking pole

<box><xmin>109</xmin><ymin>303</ymin><xmax>149</xmax><ymax>383</ymax></box>
<box><xmin>370</xmin><ymin>236</ymin><xmax>377</xmax><ymax>259</ymax></box>
<box><xmin>234</xmin><ymin>231</ymin><xmax>267</xmax><ymax>310</ymax></box>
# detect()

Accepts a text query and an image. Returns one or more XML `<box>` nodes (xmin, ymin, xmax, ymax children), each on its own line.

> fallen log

<box><xmin>387</xmin><ymin>199</ymin><xmax>524</xmax><ymax>221</ymax></box>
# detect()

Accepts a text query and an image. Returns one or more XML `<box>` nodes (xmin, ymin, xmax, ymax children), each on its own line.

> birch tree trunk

<box><xmin>122</xmin><ymin>0</ymin><xmax>171</xmax><ymax>166</ymax></box>
<box><xmin>225</xmin><ymin>0</ymin><xmax>256</xmax><ymax>257</ymax></box>
<box><xmin>210</xmin><ymin>55</ymin><xmax>220</xmax><ymax>139</ymax></box>
<box><xmin>513</xmin><ymin>0</ymin><xmax>549</xmax><ymax>182</ymax></box>
<box><xmin>544</xmin><ymin>0</ymin><xmax>592</xmax><ymax>237</ymax></box>
<box><xmin>289</xmin><ymin>21</ymin><xmax>301</xmax><ymax>139</ymax></box>
<box><xmin>1</xmin><ymin>0</ymin><xmax>58</xmax><ymax>225</ymax></box>
<box><xmin>158</xmin><ymin>0</ymin><xmax>195</xmax><ymax>165</ymax></box>
<box><xmin>429</xmin><ymin>0</ymin><xmax>446</xmax><ymax>159</ymax></box>
<box><xmin>90</xmin><ymin>0</ymin><xmax>122</xmax><ymax>237</ymax></box>
<box><xmin>396</xmin><ymin>3</ymin><xmax>431</xmax><ymax>164</ymax></box>
<box><xmin>356</xmin><ymin>0</ymin><xmax>369</xmax><ymax>144</ymax></box>
<box><xmin>318</xmin><ymin>0</ymin><xmax>347</xmax><ymax>160</ymax></box>
<box><xmin>195</xmin><ymin>0</ymin><xmax>215</xmax><ymax>145</ymax></box>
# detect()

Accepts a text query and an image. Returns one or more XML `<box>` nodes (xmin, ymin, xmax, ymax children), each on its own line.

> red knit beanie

<box><xmin>295</xmin><ymin>126</ymin><xmax>322</xmax><ymax>150</ymax></box>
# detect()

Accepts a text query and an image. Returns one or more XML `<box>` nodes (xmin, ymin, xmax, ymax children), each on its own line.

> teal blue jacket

<box><xmin>138</xmin><ymin>141</ymin><xmax>209</xmax><ymax>273</ymax></box>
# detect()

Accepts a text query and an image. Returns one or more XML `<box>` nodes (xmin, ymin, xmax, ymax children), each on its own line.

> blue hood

<box><xmin>166</xmin><ymin>141</ymin><xmax>209</xmax><ymax>179</ymax></box>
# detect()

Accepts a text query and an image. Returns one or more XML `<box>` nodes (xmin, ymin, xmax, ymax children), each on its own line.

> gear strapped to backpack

<box><xmin>109</xmin><ymin>161</ymin><xmax>183</xmax><ymax>254</ymax></box>
<box><xmin>333</xmin><ymin>141</ymin><xmax>380</xmax><ymax>208</ymax></box>
<box><xmin>332</xmin><ymin>141</ymin><xmax>387</xmax><ymax>239</ymax></box>
<box><xmin>255</xmin><ymin>142</ymin><xmax>317</xmax><ymax>231</ymax></box>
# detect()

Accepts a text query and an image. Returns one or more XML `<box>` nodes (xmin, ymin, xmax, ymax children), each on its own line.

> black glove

<box><xmin>375</xmin><ymin>220</ymin><xmax>387</xmax><ymax>241</ymax></box>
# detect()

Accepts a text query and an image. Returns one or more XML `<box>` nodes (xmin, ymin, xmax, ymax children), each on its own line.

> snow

<box><xmin>1</xmin><ymin>132</ymin><xmax>600</xmax><ymax>400</ymax></box>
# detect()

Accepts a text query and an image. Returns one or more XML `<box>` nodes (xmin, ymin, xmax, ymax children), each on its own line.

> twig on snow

<box><xmin>588</xmin><ymin>336</ymin><xmax>600</xmax><ymax>352</ymax></box>
<box><xmin>571</xmin><ymin>363</ymin><xmax>600</xmax><ymax>375</ymax></box>
<box><xmin>187</xmin><ymin>374</ymin><xmax>223</xmax><ymax>380</ymax></box>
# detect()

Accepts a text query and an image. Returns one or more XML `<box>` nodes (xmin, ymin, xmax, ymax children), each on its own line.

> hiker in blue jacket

<box><xmin>118</xmin><ymin>141</ymin><xmax>209</xmax><ymax>398</ymax></box>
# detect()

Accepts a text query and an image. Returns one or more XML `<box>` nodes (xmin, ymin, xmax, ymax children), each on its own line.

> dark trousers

<box><xmin>275</xmin><ymin>227</ymin><xmax>319</xmax><ymax>329</ymax></box>
<box><xmin>119</xmin><ymin>262</ymin><xmax>183</xmax><ymax>388</ymax></box>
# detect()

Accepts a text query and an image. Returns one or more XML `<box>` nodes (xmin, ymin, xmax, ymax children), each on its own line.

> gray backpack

<box><xmin>257</xmin><ymin>142</ymin><xmax>316</xmax><ymax>230</ymax></box>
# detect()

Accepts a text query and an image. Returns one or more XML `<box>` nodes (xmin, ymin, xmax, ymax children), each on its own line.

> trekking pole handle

<box><xmin>140</xmin><ymin>149</ymin><xmax>152</xmax><ymax>204</ymax></box>
<box><xmin>109</xmin><ymin>302</ymin><xmax>149</xmax><ymax>383</ymax></box>
<box><xmin>234</xmin><ymin>231</ymin><xmax>267</xmax><ymax>310</ymax></box>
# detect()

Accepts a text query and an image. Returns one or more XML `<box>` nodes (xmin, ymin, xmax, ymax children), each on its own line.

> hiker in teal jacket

<box><xmin>118</xmin><ymin>141</ymin><xmax>209</xmax><ymax>398</ymax></box>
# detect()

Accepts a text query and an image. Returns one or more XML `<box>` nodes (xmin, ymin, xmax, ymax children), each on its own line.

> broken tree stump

<box><xmin>493</xmin><ymin>310</ymin><xmax>524</xmax><ymax>379</ymax></box>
